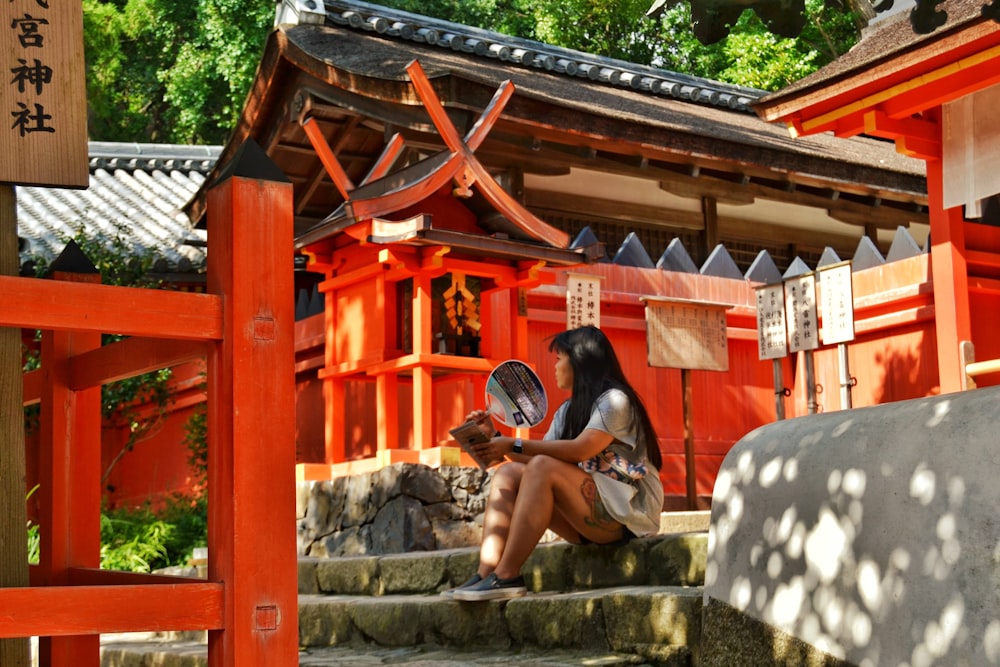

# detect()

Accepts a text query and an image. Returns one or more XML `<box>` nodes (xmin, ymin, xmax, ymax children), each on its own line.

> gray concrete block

<box><xmin>506</xmin><ymin>591</ymin><xmax>609</xmax><ymax>650</ymax></box>
<box><xmin>298</xmin><ymin>557</ymin><xmax>320</xmax><ymax>595</ymax></box>
<box><xmin>298</xmin><ymin>595</ymin><xmax>354</xmax><ymax>647</ymax></box>
<box><xmin>602</xmin><ymin>587</ymin><xmax>702</xmax><ymax>659</ymax></box>
<box><xmin>379</xmin><ymin>551</ymin><xmax>449</xmax><ymax>593</ymax></box>
<box><xmin>523</xmin><ymin>540</ymin><xmax>573</xmax><ymax>592</ymax></box>
<box><xmin>571</xmin><ymin>539</ymin><xmax>647</xmax><ymax>589</ymax></box>
<box><xmin>315</xmin><ymin>556</ymin><xmax>380</xmax><ymax>595</ymax></box>
<box><xmin>647</xmin><ymin>533</ymin><xmax>707</xmax><ymax>586</ymax></box>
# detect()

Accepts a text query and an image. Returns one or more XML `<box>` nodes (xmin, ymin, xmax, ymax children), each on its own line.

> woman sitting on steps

<box><xmin>444</xmin><ymin>325</ymin><xmax>664</xmax><ymax>602</ymax></box>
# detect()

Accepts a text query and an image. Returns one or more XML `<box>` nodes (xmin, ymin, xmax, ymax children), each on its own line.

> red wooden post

<box><xmin>926</xmin><ymin>156</ymin><xmax>972</xmax><ymax>394</ymax></box>
<box><xmin>322</xmin><ymin>277</ymin><xmax>345</xmax><ymax>463</ymax></box>
<box><xmin>412</xmin><ymin>272</ymin><xmax>434</xmax><ymax>450</ymax></box>
<box><xmin>38</xmin><ymin>254</ymin><xmax>102</xmax><ymax>666</ymax></box>
<box><xmin>205</xmin><ymin>141</ymin><xmax>298</xmax><ymax>666</ymax></box>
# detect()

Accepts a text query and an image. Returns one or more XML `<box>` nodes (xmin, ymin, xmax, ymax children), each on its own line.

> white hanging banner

<box><xmin>943</xmin><ymin>83</ymin><xmax>1000</xmax><ymax>211</ymax></box>
<box><xmin>566</xmin><ymin>272</ymin><xmax>601</xmax><ymax>329</ymax></box>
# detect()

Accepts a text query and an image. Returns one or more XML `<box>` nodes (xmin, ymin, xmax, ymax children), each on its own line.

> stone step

<box><xmin>300</xmin><ymin>585</ymin><xmax>702</xmax><ymax>662</ymax></box>
<box><xmin>298</xmin><ymin>531</ymin><xmax>708</xmax><ymax>597</ymax></box>
<box><xmin>101</xmin><ymin>585</ymin><xmax>702</xmax><ymax>666</ymax></box>
<box><xmin>102</xmin><ymin>638</ymin><xmax>684</xmax><ymax>666</ymax></box>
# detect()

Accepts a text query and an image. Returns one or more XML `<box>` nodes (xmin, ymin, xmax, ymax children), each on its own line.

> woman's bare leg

<box><xmin>476</xmin><ymin>461</ymin><xmax>524</xmax><ymax>578</ymax></box>
<box><xmin>493</xmin><ymin>456</ymin><xmax>624</xmax><ymax>580</ymax></box>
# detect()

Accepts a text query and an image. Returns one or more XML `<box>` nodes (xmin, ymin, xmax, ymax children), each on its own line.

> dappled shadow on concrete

<box><xmin>703</xmin><ymin>386</ymin><xmax>1000</xmax><ymax>666</ymax></box>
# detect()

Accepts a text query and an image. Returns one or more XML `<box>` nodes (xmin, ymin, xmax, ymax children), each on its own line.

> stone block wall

<box><xmin>297</xmin><ymin>463</ymin><xmax>493</xmax><ymax>557</ymax></box>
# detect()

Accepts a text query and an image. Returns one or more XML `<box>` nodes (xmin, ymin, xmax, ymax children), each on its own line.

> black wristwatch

<box><xmin>513</xmin><ymin>438</ymin><xmax>523</xmax><ymax>454</ymax></box>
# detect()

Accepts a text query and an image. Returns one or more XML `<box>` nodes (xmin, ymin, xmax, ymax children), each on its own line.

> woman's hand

<box><xmin>470</xmin><ymin>435</ymin><xmax>514</xmax><ymax>468</ymax></box>
<box><xmin>464</xmin><ymin>409</ymin><xmax>496</xmax><ymax>440</ymax></box>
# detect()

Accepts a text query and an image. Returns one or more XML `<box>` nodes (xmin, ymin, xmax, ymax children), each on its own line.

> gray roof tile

<box><xmin>16</xmin><ymin>142</ymin><xmax>219</xmax><ymax>273</ymax></box>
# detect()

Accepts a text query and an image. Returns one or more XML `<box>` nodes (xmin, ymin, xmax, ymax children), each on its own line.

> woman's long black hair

<box><xmin>548</xmin><ymin>326</ymin><xmax>662</xmax><ymax>471</ymax></box>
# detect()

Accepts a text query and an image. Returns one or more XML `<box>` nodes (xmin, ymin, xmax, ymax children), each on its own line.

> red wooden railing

<box><xmin>4</xmin><ymin>143</ymin><xmax>298</xmax><ymax>666</ymax></box>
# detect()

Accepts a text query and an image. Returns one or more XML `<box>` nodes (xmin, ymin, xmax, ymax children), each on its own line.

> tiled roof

<box><xmin>16</xmin><ymin>142</ymin><xmax>220</xmax><ymax>274</ymax></box>
<box><xmin>279</xmin><ymin>0</ymin><xmax>766</xmax><ymax>113</ymax></box>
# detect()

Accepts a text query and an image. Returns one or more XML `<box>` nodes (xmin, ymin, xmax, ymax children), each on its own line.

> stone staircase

<box><xmin>102</xmin><ymin>516</ymin><xmax>708</xmax><ymax>666</ymax></box>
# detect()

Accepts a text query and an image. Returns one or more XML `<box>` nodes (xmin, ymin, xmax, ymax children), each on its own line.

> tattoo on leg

<box><xmin>579</xmin><ymin>477</ymin><xmax>619</xmax><ymax>533</ymax></box>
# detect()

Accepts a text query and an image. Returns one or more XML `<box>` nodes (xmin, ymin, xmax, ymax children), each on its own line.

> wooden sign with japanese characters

<box><xmin>642</xmin><ymin>296</ymin><xmax>731</xmax><ymax>371</ymax></box>
<box><xmin>783</xmin><ymin>273</ymin><xmax>819</xmax><ymax>353</ymax></box>
<box><xmin>566</xmin><ymin>272</ymin><xmax>601</xmax><ymax>329</ymax></box>
<box><xmin>755</xmin><ymin>283</ymin><xmax>788</xmax><ymax>360</ymax></box>
<box><xmin>818</xmin><ymin>261</ymin><xmax>855</xmax><ymax>345</ymax></box>
<box><xmin>2</xmin><ymin>0</ymin><xmax>87</xmax><ymax>187</ymax></box>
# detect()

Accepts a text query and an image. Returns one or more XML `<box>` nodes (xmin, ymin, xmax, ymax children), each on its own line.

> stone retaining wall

<box><xmin>296</xmin><ymin>463</ymin><xmax>493</xmax><ymax>557</ymax></box>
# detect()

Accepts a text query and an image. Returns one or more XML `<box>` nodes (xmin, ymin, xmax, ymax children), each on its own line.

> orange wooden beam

<box><xmin>68</xmin><ymin>337</ymin><xmax>208</xmax><ymax>390</ymax></box>
<box><xmin>366</xmin><ymin>352</ymin><xmax>495</xmax><ymax>375</ymax></box>
<box><xmin>0</xmin><ymin>276</ymin><xmax>223</xmax><ymax>340</ymax></box>
<box><xmin>0</xmin><ymin>583</ymin><xmax>224</xmax><ymax>637</ymax></box>
<box><xmin>301</xmin><ymin>116</ymin><xmax>355</xmax><ymax>200</ymax></box>
<box><xmin>206</xmin><ymin>170</ymin><xmax>298</xmax><ymax>666</ymax></box>
<box><xmin>863</xmin><ymin>109</ymin><xmax>942</xmax><ymax>159</ymax></box>
<box><xmin>360</xmin><ymin>132</ymin><xmax>405</xmax><ymax>185</ymax></box>
<box><xmin>798</xmin><ymin>43</ymin><xmax>1000</xmax><ymax>136</ymax></box>
<box><xmin>405</xmin><ymin>60</ymin><xmax>571</xmax><ymax>249</ymax></box>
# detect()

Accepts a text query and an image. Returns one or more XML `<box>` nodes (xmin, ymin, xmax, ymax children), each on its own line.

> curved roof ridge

<box><xmin>304</xmin><ymin>0</ymin><xmax>765</xmax><ymax>112</ymax></box>
<box><xmin>87</xmin><ymin>141</ymin><xmax>222</xmax><ymax>174</ymax></box>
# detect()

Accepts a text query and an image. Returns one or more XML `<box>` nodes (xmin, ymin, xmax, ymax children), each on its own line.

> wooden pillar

<box><xmin>0</xmin><ymin>185</ymin><xmax>29</xmax><ymax>666</ymax></box>
<box><xmin>375</xmin><ymin>273</ymin><xmax>398</xmax><ymax>452</ymax></box>
<box><xmin>926</xmin><ymin>157</ymin><xmax>971</xmax><ymax>394</ymax></box>
<box><xmin>323</xmin><ymin>284</ymin><xmax>345</xmax><ymax>463</ymax></box>
<box><xmin>701</xmin><ymin>195</ymin><xmax>719</xmax><ymax>259</ymax></box>
<box><xmin>205</xmin><ymin>142</ymin><xmax>298</xmax><ymax>667</ymax></box>
<box><xmin>412</xmin><ymin>273</ymin><xmax>433</xmax><ymax>450</ymax></box>
<box><xmin>37</xmin><ymin>259</ymin><xmax>102</xmax><ymax>666</ymax></box>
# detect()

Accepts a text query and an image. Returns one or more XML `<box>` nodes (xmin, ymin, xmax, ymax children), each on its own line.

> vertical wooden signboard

<box><xmin>2</xmin><ymin>5</ymin><xmax>85</xmax><ymax>664</ymax></box>
<box><xmin>642</xmin><ymin>297</ymin><xmax>732</xmax><ymax>510</ymax></box>
<box><xmin>1</xmin><ymin>0</ymin><xmax>88</xmax><ymax>187</ymax></box>
<box><xmin>819</xmin><ymin>261</ymin><xmax>856</xmax><ymax>409</ymax></box>
<box><xmin>755</xmin><ymin>283</ymin><xmax>788</xmax><ymax>420</ymax></box>
<box><xmin>0</xmin><ymin>7</ymin><xmax>90</xmax><ymax>667</ymax></box>
<box><xmin>566</xmin><ymin>272</ymin><xmax>601</xmax><ymax>329</ymax></box>
<box><xmin>784</xmin><ymin>273</ymin><xmax>820</xmax><ymax>413</ymax></box>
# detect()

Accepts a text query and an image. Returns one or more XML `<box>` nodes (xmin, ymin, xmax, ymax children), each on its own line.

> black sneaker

<box><xmin>453</xmin><ymin>572</ymin><xmax>526</xmax><ymax>601</ymax></box>
<box><xmin>439</xmin><ymin>573</ymin><xmax>483</xmax><ymax>599</ymax></box>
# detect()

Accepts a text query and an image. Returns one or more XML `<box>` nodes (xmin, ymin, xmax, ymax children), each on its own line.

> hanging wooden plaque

<box><xmin>642</xmin><ymin>296</ymin><xmax>731</xmax><ymax>371</ymax></box>
<box><xmin>1</xmin><ymin>0</ymin><xmax>87</xmax><ymax>187</ymax></box>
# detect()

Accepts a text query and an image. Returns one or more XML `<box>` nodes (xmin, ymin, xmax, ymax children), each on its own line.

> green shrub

<box><xmin>26</xmin><ymin>485</ymin><xmax>39</xmax><ymax>565</ymax></box>
<box><xmin>99</xmin><ymin>497</ymin><xmax>207</xmax><ymax>573</ymax></box>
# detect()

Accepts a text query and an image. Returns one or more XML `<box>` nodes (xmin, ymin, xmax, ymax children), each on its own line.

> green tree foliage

<box><xmin>84</xmin><ymin>0</ymin><xmax>273</xmax><ymax>144</ymax></box>
<box><xmin>375</xmin><ymin>0</ymin><xmax>861</xmax><ymax>91</ymax></box>
<box><xmin>82</xmin><ymin>0</ymin><xmax>860</xmax><ymax>141</ymax></box>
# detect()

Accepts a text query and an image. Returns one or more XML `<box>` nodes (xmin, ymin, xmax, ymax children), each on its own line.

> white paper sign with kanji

<box><xmin>566</xmin><ymin>272</ymin><xmax>601</xmax><ymax>329</ymax></box>
<box><xmin>819</xmin><ymin>262</ymin><xmax>855</xmax><ymax>345</ymax></box>
<box><xmin>783</xmin><ymin>274</ymin><xmax>819</xmax><ymax>353</ymax></box>
<box><xmin>755</xmin><ymin>283</ymin><xmax>788</xmax><ymax>360</ymax></box>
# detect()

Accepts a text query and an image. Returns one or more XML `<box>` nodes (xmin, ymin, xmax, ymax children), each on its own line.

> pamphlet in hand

<box><xmin>448</xmin><ymin>420</ymin><xmax>494</xmax><ymax>470</ymax></box>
